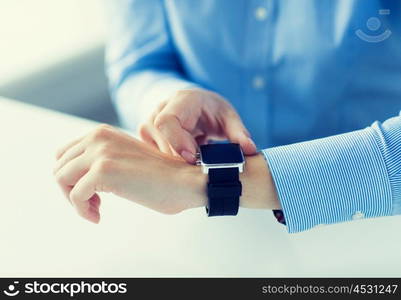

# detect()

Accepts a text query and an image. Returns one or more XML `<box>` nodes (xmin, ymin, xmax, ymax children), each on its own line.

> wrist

<box><xmin>239</xmin><ymin>153</ymin><xmax>280</xmax><ymax>210</ymax></box>
<box><xmin>177</xmin><ymin>162</ymin><xmax>207</xmax><ymax>210</ymax></box>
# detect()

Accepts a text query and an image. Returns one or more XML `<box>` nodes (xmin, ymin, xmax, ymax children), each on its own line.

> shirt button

<box><xmin>352</xmin><ymin>211</ymin><xmax>365</xmax><ymax>220</ymax></box>
<box><xmin>255</xmin><ymin>7</ymin><xmax>268</xmax><ymax>21</ymax></box>
<box><xmin>252</xmin><ymin>76</ymin><xmax>265</xmax><ymax>90</ymax></box>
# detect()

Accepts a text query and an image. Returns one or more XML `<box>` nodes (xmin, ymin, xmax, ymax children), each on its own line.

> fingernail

<box><xmin>181</xmin><ymin>150</ymin><xmax>196</xmax><ymax>163</ymax></box>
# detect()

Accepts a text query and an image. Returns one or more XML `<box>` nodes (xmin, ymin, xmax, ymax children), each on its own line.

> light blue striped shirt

<box><xmin>105</xmin><ymin>0</ymin><xmax>401</xmax><ymax>232</ymax></box>
<box><xmin>263</xmin><ymin>112</ymin><xmax>401</xmax><ymax>233</ymax></box>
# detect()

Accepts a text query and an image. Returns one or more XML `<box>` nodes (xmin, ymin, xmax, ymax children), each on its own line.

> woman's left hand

<box><xmin>53</xmin><ymin>124</ymin><xmax>205</xmax><ymax>223</ymax></box>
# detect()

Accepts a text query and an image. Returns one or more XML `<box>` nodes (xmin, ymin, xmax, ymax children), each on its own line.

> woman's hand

<box><xmin>138</xmin><ymin>88</ymin><xmax>257</xmax><ymax>163</ymax></box>
<box><xmin>53</xmin><ymin>124</ymin><xmax>206</xmax><ymax>223</ymax></box>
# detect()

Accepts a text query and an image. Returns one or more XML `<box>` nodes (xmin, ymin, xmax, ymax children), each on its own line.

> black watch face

<box><xmin>200</xmin><ymin>143</ymin><xmax>244</xmax><ymax>164</ymax></box>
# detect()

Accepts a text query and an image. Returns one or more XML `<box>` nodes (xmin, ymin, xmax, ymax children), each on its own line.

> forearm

<box><xmin>181</xmin><ymin>153</ymin><xmax>281</xmax><ymax>211</ymax></box>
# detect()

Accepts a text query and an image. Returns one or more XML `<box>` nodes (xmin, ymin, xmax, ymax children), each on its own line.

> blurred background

<box><xmin>0</xmin><ymin>0</ymin><xmax>118</xmax><ymax>124</ymax></box>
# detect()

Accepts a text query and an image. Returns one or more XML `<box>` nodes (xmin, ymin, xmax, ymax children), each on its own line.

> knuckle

<box><xmin>55</xmin><ymin>172</ymin><xmax>67</xmax><ymax>185</ymax></box>
<box><xmin>172</xmin><ymin>89</ymin><xmax>203</xmax><ymax>107</ymax></box>
<box><xmin>91</xmin><ymin>124</ymin><xmax>113</xmax><ymax>141</ymax></box>
<box><xmin>173</xmin><ymin>88</ymin><xmax>199</xmax><ymax>99</ymax></box>
<box><xmin>154</xmin><ymin>113</ymin><xmax>174</xmax><ymax>130</ymax></box>
<box><xmin>94</xmin><ymin>158</ymin><xmax>116</xmax><ymax>174</ymax></box>
<box><xmin>96</xmin><ymin>144</ymin><xmax>113</xmax><ymax>158</ymax></box>
<box><xmin>98</xmin><ymin>123</ymin><xmax>113</xmax><ymax>130</ymax></box>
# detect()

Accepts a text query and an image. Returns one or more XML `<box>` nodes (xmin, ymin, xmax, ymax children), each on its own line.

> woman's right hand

<box><xmin>137</xmin><ymin>88</ymin><xmax>257</xmax><ymax>163</ymax></box>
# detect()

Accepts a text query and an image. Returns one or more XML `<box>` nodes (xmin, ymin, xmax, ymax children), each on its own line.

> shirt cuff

<box><xmin>371</xmin><ymin>114</ymin><xmax>401</xmax><ymax>216</ymax></box>
<box><xmin>262</xmin><ymin>128</ymin><xmax>393</xmax><ymax>233</ymax></box>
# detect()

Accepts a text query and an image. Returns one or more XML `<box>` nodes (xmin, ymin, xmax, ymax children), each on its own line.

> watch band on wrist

<box><xmin>206</xmin><ymin>167</ymin><xmax>242</xmax><ymax>216</ymax></box>
<box><xmin>198</xmin><ymin>143</ymin><xmax>244</xmax><ymax>217</ymax></box>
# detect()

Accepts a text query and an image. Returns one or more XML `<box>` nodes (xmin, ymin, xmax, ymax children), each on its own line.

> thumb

<box><xmin>221</xmin><ymin>111</ymin><xmax>257</xmax><ymax>155</ymax></box>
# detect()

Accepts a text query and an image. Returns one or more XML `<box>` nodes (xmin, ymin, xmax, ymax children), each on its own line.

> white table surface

<box><xmin>1</xmin><ymin>97</ymin><xmax>401</xmax><ymax>277</ymax></box>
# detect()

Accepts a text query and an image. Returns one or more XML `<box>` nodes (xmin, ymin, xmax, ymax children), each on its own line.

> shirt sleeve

<box><xmin>104</xmin><ymin>0</ymin><xmax>199</xmax><ymax>131</ymax></box>
<box><xmin>262</xmin><ymin>112</ymin><xmax>401</xmax><ymax>233</ymax></box>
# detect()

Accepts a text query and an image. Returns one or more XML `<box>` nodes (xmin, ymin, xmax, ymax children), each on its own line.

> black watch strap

<box><xmin>206</xmin><ymin>167</ymin><xmax>242</xmax><ymax>216</ymax></box>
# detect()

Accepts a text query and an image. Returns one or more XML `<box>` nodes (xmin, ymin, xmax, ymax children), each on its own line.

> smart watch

<box><xmin>197</xmin><ymin>143</ymin><xmax>244</xmax><ymax>216</ymax></box>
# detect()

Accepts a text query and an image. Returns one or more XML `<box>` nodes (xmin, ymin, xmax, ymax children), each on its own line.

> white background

<box><xmin>0</xmin><ymin>0</ymin><xmax>105</xmax><ymax>85</ymax></box>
